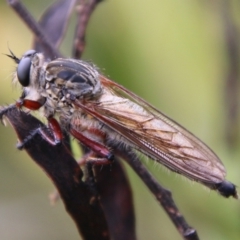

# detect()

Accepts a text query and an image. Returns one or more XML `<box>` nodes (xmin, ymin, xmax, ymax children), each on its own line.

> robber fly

<box><xmin>0</xmin><ymin>49</ymin><xmax>238</xmax><ymax>199</ymax></box>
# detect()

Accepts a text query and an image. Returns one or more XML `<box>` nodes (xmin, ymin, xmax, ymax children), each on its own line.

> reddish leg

<box><xmin>70</xmin><ymin>128</ymin><xmax>114</xmax><ymax>162</ymax></box>
<box><xmin>16</xmin><ymin>99</ymin><xmax>43</xmax><ymax>110</ymax></box>
<box><xmin>36</xmin><ymin>117</ymin><xmax>63</xmax><ymax>145</ymax></box>
<box><xmin>47</xmin><ymin>117</ymin><xmax>63</xmax><ymax>143</ymax></box>
<box><xmin>15</xmin><ymin>98</ymin><xmax>64</xmax><ymax>148</ymax></box>
<box><xmin>77</xmin><ymin>151</ymin><xmax>113</xmax><ymax>166</ymax></box>
<box><xmin>17</xmin><ymin>116</ymin><xmax>63</xmax><ymax>149</ymax></box>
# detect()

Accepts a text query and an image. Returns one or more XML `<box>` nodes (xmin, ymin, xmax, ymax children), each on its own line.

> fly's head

<box><xmin>7</xmin><ymin>50</ymin><xmax>47</xmax><ymax>105</ymax></box>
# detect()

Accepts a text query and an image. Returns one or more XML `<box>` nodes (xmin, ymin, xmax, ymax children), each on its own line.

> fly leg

<box><xmin>70</xmin><ymin>127</ymin><xmax>114</xmax><ymax>163</ymax></box>
<box><xmin>71</xmin><ymin>128</ymin><xmax>115</xmax><ymax>198</ymax></box>
<box><xmin>17</xmin><ymin>116</ymin><xmax>63</xmax><ymax>149</ymax></box>
<box><xmin>71</xmin><ymin>127</ymin><xmax>114</xmax><ymax>196</ymax></box>
<box><xmin>0</xmin><ymin>97</ymin><xmax>39</xmax><ymax>123</ymax></box>
<box><xmin>49</xmin><ymin>127</ymin><xmax>114</xmax><ymax>204</ymax></box>
<box><xmin>16</xmin><ymin>98</ymin><xmax>43</xmax><ymax>110</ymax></box>
<box><xmin>14</xmin><ymin>98</ymin><xmax>64</xmax><ymax>149</ymax></box>
<box><xmin>77</xmin><ymin>150</ymin><xmax>113</xmax><ymax>167</ymax></box>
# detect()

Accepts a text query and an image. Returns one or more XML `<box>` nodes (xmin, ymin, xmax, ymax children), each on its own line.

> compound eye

<box><xmin>17</xmin><ymin>50</ymin><xmax>36</xmax><ymax>87</ymax></box>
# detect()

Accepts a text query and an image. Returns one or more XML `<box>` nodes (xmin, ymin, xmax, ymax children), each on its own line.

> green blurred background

<box><xmin>1</xmin><ymin>0</ymin><xmax>240</xmax><ymax>239</ymax></box>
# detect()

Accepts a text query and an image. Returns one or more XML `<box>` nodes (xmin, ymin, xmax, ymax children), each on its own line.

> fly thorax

<box><xmin>45</xmin><ymin>58</ymin><xmax>102</xmax><ymax>101</ymax></box>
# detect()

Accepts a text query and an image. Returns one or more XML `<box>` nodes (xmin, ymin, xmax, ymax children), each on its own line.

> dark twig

<box><xmin>73</xmin><ymin>0</ymin><xmax>103</xmax><ymax>58</ymax></box>
<box><xmin>7</xmin><ymin>0</ymin><xmax>60</xmax><ymax>59</ymax></box>
<box><xmin>94</xmin><ymin>161</ymin><xmax>137</xmax><ymax>240</ymax></box>
<box><xmin>118</xmin><ymin>149</ymin><xmax>199</xmax><ymax>240</ymax></box>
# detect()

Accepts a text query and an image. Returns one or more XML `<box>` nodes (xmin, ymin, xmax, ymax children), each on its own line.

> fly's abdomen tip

<box><xmin>216</xmin><ymin>181</ymin><xmax>238</xmax><ymax>199</ymax></box>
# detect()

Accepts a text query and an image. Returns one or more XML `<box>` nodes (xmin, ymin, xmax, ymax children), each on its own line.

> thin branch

<box><xmin>118</xmin><ymin>149</ymin><xmax>200</xmax><ymax>240</ymax></box>
<box><xmin>73</xmin><ymin>0</ymin><xmax>103</xmax><ymax>58</ymax></box>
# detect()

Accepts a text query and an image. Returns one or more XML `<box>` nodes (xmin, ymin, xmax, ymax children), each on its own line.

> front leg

<box><xmin>14</xmin><ymin>98</ymin><xmax>63</xmax><ymax>148</ymax></box>
<box><xmin>1</xmin><ymin>98</ymin><xmax>44</xmax><ymax>122</ymax></box>
<box><xmin>17</xmin><ymin>117</ymin><xmax>63</xmax><ymax>149</ymax></box>
<box><xmin>16</xmin><ymin>98</ymin><xmax>43</xmax><ymax>110</ymax></box>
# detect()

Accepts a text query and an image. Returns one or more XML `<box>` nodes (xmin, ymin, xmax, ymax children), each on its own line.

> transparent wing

<box><xmin>74</xmin><ymin>75</ymin><xmax>226</xmax><ymax>185</ymax></box>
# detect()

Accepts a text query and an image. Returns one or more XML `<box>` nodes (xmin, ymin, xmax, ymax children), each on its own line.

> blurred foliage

<box><xmin>0</xmin><ymin>0</ymin><xmax>240</xmax><ymax>240</ymax></box>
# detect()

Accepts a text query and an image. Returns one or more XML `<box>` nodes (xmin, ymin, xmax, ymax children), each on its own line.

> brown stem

<box><xmin>118</xmin><ymin>149</ymin><xmax>200</xmax><ymax>240</ymax></box>
<box><xmin>73</xmin><ymin>0</ymin><xmax>103</xmax><ymax>58</ymax></box>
